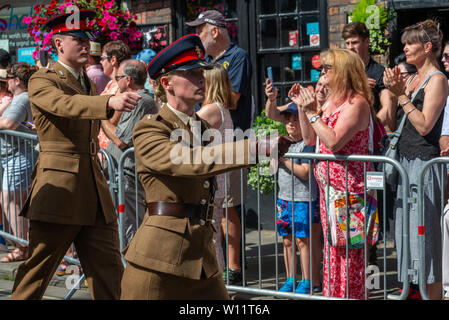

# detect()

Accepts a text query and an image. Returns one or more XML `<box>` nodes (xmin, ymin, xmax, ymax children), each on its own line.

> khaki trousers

<box><xmin>121</xmin><ymin>262</ymin><xmax>230</xmax><ymax>300</ymax></box>
<box><xmin>10</xmin><ymin>213</ymin><xmax>124</xmax><ymax>300</ymax></box>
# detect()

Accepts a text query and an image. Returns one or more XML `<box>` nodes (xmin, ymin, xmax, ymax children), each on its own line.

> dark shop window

<box><xmin>256</xmin><ymin>0</ymin><xmax>327</xmax><ymax>105</ymax></box>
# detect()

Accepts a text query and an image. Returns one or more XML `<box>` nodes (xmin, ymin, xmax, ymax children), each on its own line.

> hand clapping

<box><xmin>383</xmin><ymin>66</ymin><xmax>405</xmax><ymax>97</ymax></box>
<box><xmin>288</xmin><ymin>84</ymin><xmax>317</xmax><ymax>115</ymax></box>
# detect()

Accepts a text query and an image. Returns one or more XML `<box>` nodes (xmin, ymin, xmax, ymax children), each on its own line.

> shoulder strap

<box><xmin>410</xmin><ymin>70</ymin><xmax>444</xmax><ymax>102</ymax></box>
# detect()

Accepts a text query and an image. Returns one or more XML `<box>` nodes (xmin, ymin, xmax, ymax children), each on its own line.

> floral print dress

<box><xmin>314</xmin><ymin>101</ymin><xmax>372</xmax><ymax>300</ymax></box>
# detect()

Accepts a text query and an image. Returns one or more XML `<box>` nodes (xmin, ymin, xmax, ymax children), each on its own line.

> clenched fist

<box><xmin>250</xmin><ymin>134</ymin><xmax>296</xmax><ymax>161</ymax></box>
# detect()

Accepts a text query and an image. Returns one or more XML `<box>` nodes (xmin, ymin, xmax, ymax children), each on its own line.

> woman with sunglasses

<box><xmin>383</xmin><ymin>20</ymin><xmax>447</xmax><ymax>300</ymax></box>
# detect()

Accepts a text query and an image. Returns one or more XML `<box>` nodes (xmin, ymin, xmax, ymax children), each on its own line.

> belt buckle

<box><xmin>200</xmin><ymin>203</ymin><xmax>214</xmax><ymax>225</ymax></box>
<box><xmin>205</xmin><ymin>203</ymin><xmax>214</xmax><ymax>222</ymax></box>
<box><xmin>90</xmin><ymin>140</ymin><xmax>97</xmax><ymax>156</ymax></box>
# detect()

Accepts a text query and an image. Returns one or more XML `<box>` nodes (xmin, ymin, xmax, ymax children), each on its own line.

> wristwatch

<box><xmin>309</xmin><ymin>114</ymin><xmax>320</xmax><ymax>124</ymax></box>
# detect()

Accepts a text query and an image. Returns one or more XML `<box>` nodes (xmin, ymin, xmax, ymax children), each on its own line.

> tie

<box><xmin>78</xmin><ymin>72</ymin><xmax>88</xmax><ymax>94</ymax></box>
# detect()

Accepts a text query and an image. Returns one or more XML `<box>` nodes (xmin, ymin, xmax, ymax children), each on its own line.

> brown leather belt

<box><xmin>147</xmin><ymin>201</ymin><xmax>214</xmax><ymax>224</ymax></box>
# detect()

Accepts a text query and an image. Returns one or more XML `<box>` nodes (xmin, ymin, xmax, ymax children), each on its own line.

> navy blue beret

<box><xmin>147</xmin><ymin>34</ymin><xmax>212</xmax><ymax>79</ymax></box>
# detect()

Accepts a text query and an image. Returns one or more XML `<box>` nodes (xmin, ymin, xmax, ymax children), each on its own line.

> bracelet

<box><xmin>399</xmin><ymin>99</ymin><xmax>411</xmax><ymax>107</ymax></box>
<box><xmin>406</xmin><ymin>107</ymin><xmax>416</xmax><ymax>115</ymax></box>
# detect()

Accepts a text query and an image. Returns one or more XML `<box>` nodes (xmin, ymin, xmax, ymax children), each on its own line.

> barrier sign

<box><xmin>366</xmin><ymin>172</ymin><xmax>385</xmax><ymax>190</ymax></box>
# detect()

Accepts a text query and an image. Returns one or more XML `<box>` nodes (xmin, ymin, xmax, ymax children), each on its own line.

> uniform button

<box><xmin>200</xmin><ymin>199</ymin><xmax>207</xmax><ymax>205</ymax></box>
<box><xmin>199</xmin><ymin>219</ymin><xmax>206</xmax><ymax>226</ymax></box>
<box><xmin>203</xmin><ymin>181</ymin><xmax>210</xmax><ymax>188</ymax></box>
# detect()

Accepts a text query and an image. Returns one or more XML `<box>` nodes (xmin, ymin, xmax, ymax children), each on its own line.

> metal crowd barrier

<box><xmin>112</xmin><ymin>149</ymin><xmax>414</xmax><ymax>300</ymax></box>
<box><xmin>1</xmin><ymin>128</ymin><xmax>440</xmax><ymax>301</ymax></box>
<box><xmin>224</xmin><ymin>152</ymin><xmax>411</xmax><ymax>300</ymax></box>
<box><xmin>416</xmin><ymin>157</ymin><xmax>449</xmax><ymax>300</ymax></box>
<box><xmin>0</xmin><ymin>130</ymin><xmax>38</xmax><ymax>252</ymax></box>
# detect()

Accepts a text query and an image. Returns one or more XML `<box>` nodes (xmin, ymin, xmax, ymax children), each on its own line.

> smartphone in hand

<box><xmin>267</xmin><ymin>66</ymin><xmax>273</xmax><ymax>84</ymax></box>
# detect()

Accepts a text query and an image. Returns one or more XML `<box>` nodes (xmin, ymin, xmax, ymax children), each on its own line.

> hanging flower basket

<box><xmin>23</xmin><ymin>0</ymin><xmax>143</xmax><ymax>59</ymax></box>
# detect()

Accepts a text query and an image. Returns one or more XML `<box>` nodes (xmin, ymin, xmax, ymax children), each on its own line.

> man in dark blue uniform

<box><xmin>187</xmin><ymin>10</ymin><xmax>253</xmax><ymax>284</ymax></box>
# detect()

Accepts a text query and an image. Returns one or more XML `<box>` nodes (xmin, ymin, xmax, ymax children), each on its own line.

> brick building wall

<box><xmin>327</xmin><ymin>0</ymin><xmax>389</xmax><ymax>63</ymax></box>
<box><xmin>131</xmin><ymin>0</ymin><xmax>171</xmax><ymax>24</ymax></box>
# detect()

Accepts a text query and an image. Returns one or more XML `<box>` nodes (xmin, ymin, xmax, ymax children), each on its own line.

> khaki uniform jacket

<box><xmin>20</xmin><ymin>62</ymin><xmax>116</xmax><ymax>226</ymax></box>
<box><xmin>123</xmin><ymin>104</ymin><xmax>255</xmax><ymax>280</ymax></box>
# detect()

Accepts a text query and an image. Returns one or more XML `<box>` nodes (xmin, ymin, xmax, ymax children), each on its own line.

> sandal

<box><xmin>0</xmin><ymin>247</ymin><xmax>28</xmax><ymax>263</ymax></box>
<box><xmin>55</xmin><ymin>259</ymin><xmax>80</xmax><ymax>276</ymax></box>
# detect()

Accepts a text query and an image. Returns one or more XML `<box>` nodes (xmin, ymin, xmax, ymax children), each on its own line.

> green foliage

<box><xmin>248</xmin><ymin>110</ymin><xmax>287</xmax><ymax>195</ymax></box>
<box><xmin>349</xmin><ymin>0</ymin><xmax>397</xmax><ymax>55</ymax></box>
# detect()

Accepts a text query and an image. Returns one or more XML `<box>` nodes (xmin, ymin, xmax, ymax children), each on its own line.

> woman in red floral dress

<box><xmin>290</xmin><ymin>48</ymin><xmax>375</xmax><ymax>299</ymax></box>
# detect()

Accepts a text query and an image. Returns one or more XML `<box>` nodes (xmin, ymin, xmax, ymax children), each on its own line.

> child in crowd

<box><xmin>274</xmin><ymin>103</ymin><xmax>319</xmax><ymax>293</ymax></box>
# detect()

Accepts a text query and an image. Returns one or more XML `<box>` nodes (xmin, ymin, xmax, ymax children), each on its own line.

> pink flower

<box><xmin>110</xmin><ymin>31</ymin><xmax>119</xmax><ymax>40</ymax></box>
<box><xmin>109</xmin><ymin>22</ymin><xmax>117</xmax><ymax>30</ymax></box>
<box><xmin>105</xmin><ymin>1</ymin><xmax>114</xmax><ymax>9</ymax></box>
<box><xmin>23</xmin><ymin>16</ymin><xmax>33</xmax><ymax>24</ymax></box>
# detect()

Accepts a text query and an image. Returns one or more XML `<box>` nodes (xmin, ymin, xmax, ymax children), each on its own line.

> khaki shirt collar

<box><xmin>165</xmin><ymin>103</ymin><xmax>197</xmax><ymax>127</ymax></box>
<box><xmin>57</xmin><ymin>60</ymin><xmax>81</xmax><ymax>80</ymax></box>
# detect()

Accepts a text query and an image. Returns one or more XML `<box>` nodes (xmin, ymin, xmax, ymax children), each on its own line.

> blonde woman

<box><xmin>291</xmin><ymin>48</ymin><xmax>374</xmax><ymax>299</ymax></box>
<box><xmin>197</xmin><ymin>63</ymin><xmax>235</xmax><ymax>273</ymax></box>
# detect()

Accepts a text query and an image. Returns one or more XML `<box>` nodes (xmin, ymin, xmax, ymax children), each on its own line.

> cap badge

<box><xmin>195</xmin><ymin>46</ymin><xmax>202</xmax><ymax>58</ymax></box>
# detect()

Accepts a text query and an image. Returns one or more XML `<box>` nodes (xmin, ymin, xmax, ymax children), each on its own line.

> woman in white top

<box><xmin>197</xmin><ymin>63</ymin><xmax>235</xmax><ymax>273</ymax></box>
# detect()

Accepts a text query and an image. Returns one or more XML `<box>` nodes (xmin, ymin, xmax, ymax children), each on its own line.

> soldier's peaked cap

<box><xmin>147</xmin><ymin>34</ymin><xmax>212</xmax><ymax>79</ymax></box>
<box><xmin>45</xmin><ymin>9</ymin><xmax>96</xmax><ymax>39</ymax></box>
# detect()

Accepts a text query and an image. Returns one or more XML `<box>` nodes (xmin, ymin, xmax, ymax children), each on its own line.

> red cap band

<box><xmin>51</xmin><ymin>20</ymin><xmax>92</xmax><ymax>33</ymax></box>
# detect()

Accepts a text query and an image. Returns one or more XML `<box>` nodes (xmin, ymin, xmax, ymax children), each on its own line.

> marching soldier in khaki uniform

<box><xmin>10</xmin><ymin>10</ymin><xmax>141</xmax><ymax>300</ymax></box>
<box><xmin>120</xmin><ymin>34</ymin><xmax>293</xmax><ymax>299</ymax></box>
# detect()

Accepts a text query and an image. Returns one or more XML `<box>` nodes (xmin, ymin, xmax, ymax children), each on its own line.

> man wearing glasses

<box><xmin>101</xmin><ymin>59</ymin><xmax>159</xmax><ymax>246</ymax></box>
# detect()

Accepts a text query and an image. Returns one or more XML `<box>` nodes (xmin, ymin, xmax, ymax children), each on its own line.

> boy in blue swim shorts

<box><xmin>274</xmin><ymin>103</ymin><xmax>319</xmax><ymax>294</ymax></box>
